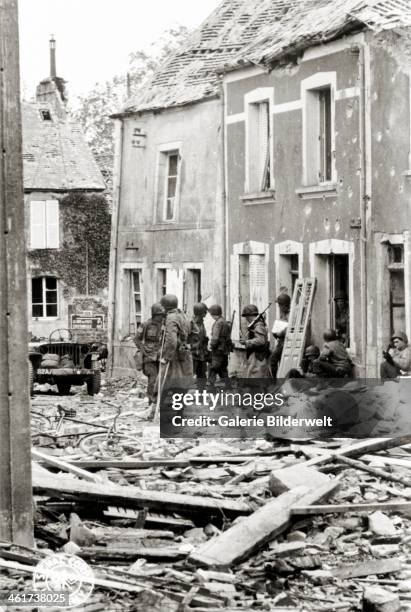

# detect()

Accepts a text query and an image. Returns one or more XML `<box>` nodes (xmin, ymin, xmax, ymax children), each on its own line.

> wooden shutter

<box><xmin>45</xmin><ymin>200</ymin><xmax>59</xmax><ymax>248</ymax></box>
<box><xmin>249</xmin><ymin>254</ymin><xmax>266</xmax><ymax>313</ymax></box>
<box><xmin>30</xmin><ymin>201</ymin><xmax>46</xmax><ymax>249</ymax></box>
<box><xmin>258</xmin><ymin>102</ymin><xmax>269</xmax><ymax>189</ymax></box>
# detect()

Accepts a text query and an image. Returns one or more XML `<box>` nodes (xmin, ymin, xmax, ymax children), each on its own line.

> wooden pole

<box><xmin>0</xmin><ymin>0</ymin><xmax>33</xmax><ymax>546</ymax></box>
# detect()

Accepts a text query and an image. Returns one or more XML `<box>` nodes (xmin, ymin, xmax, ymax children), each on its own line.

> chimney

<box><xmin>50</xmin><ymin>35</ymin><xmax>56</xmax><ymax>78</ymax></box>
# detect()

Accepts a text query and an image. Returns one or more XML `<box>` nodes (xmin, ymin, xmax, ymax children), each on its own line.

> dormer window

<box><xmin>40</xmin><ymin>109</ymin><xmax>52</xmax><ymax>121</ymax></box>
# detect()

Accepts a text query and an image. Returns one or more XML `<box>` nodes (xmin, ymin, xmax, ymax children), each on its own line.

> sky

<box><xmin>18</xmin><ymin>0</ymin><xmax>221</xmax><ymax>101</ymax></box>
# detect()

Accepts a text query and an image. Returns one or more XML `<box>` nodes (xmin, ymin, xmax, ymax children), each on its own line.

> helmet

<box><xmin>151</xmin><ymin>302</ymin><xmax>165</xmax><ymax>317</ymax></box>
<box><xmin>208</xmin><ymin>304</ymin><xmax>222</xmax><ymax>316</ymax></box>
<box><xmin>392</xmin><ymin>331</ymin><xmax>408</xmax><ymax>344</ymax></box>
<box><xmin>241</xmin><ymin>304</ymin><xmax>258</xmax><ymax>317</ymax></box>
<box><xmin>323</xmin><ymin>329</ymin><xmax>338</xmax><ymax>342</ymax></box>
<box><xmin>304</xmin><ymin>345</ymin><xmax>320</xmax><ymax>358</ymax></box>
<box><xmin>276</xmin><ymin>293</ymin><xmax>291</xmax><ymax>307</ymax></box>
<box><xmin>160</xmin><ymin>294</ymin><xmax>178</xmax><ymax>311</ymax></box>
<box><xmin>193</xmin><ymin>302</ymin><xmax>208</xmax><ymax>316</ymax></box>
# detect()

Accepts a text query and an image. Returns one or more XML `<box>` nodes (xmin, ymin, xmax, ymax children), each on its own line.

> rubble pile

<box><xmin>1</xmin><ymin>379</ymin><xmax>411</xmax><ymax>611</ymax></box>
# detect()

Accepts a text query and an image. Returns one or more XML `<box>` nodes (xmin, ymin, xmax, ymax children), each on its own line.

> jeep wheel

<box><xmin>87</xmin><ymin>371</ymin><xmax>101</xmax><ymax>396</ymax></box>
<box><xmin>57</xmin><ymin>382</ymin><xmax>71</xmax><ymax>395</ymax></box>
<box><xmin>28</xmin><ymin>361</ymin><xmax>34</xmax><ymax>396</ymax></box>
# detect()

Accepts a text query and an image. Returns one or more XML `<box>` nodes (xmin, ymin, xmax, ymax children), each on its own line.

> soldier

<box><xmin>312</xmin><ymin>329</ymin><xmax>353</xmax><ymax>378</ymax></box>
<box><xmin>189</xmin><ymin>302</ymin><xmax>209</xmax><ymax>380</ymax></box>
<box><xmin>134</xmin><ymin>302</ymin><xmax>165</xmax><ymax>413</ymax></box>
<box><xmin>270</xmin><ymin>292</ymin><xmax>291</xmax><ymax>381</ymax></box>
<box><xmin>208</xmin><ymin>304</ymin><xmax>232</xmax><ymax>386</ymax></box>
<box><xmin>241</xmin><ymin>304</ymin><xmax>271</xmax><ymax>378</ymax></box>
<box><xmin>159</xmin><ymin>294</ymin><xmax>193</xmax><ymax>381</ymax></box>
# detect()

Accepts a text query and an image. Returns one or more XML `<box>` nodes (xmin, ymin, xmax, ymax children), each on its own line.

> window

<box><xmin>238</xmin><ymin>253</ymin><xmax>266</xmax><ymax>336</ymax></box>
<box><xmin>246</xmin><ymin>98</ymin><xmax>272</xmax><ymax>193</ymax></box>
<box><xmin>130</xmin><ymin>270</ymin><xmax>142</xmax><ymax>331</ymax></box>
<box><xmin>157</xmin><ymin>268</ymin><xmax>167</xmax><ymax>299</ymax></box>
<box><xmin>302</xmin><ymin>74</ymin><xmax>335</xmax><ymax>186</ymax></box>
<box><xmin>183</xmin><ymin>269</ymin><xmax>201</xmax><ymax>314</ymax></box>
<box><xmin>319</xmin><ymin>88</ymin><xmax>332</xmax><ymax>182</ymax></box>
<box><xmin>30</xmin><ymin>200</ymin><xmax>59</xmax><ymax>249</ymax></box>
<box><xmin>329</xmin><ymin>254</ymin><xmax>350</xmax><ymax>345</ymax></box>
<box><xmin>388</xmin><ymin>245</ymin><xmax>405</xmax><ymax>335</ymax></box>
<box><xmin>32</xmin><ymin>277</ymin><xmax>58</xmax><ymax>318</ymax></box>
<box><xmin>40</xmin><ymin>109</ymin><xmax>52</xmax><ymax>121</ymax></box>
<box><xmin>157</xmin><ymin>150</ymin><xmax>181</xmax><ymax>221</ymax></box>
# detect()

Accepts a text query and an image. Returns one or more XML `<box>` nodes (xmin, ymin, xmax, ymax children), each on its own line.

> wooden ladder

<box><xmin>277</xmin><ymin>278</ymin><xmax>316</xmax><ymax>378</ymax></box>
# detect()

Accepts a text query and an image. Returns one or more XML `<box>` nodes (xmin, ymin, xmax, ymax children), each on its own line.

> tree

<box><xmin>72</xmin><ymin>26</ymin><xmax>189</xmax><ymax>183</ymax></box>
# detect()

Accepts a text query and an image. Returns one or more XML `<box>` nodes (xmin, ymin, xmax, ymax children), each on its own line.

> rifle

<box><xmin>247</xmin><ymin>302</ymin><xmax>272</xmax><ymax>332</ymax></box>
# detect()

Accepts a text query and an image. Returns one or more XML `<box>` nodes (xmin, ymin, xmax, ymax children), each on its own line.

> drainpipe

<box><xmin>219</xmin><ymin>77</ymin><xmax>228</xmax><ymax>314</ymax></box>
<box><xmin>359</xmin><ymin>43</ymin><xmax>371</xmax><ymax>375</ymax></box>
<box><xmin>108</xmin><ymin>118</ymin><xmax>125</xmax><ymax>377</ymax></box>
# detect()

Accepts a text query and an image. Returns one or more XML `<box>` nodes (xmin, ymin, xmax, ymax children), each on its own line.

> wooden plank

<box><xmin>32</xmin><ymin>449</ymin><xmax>102</xmax><ymax>483</ymax></box>
<box><xmin>291</xmin><ymin>501</ymin><xmax>411</xmax><ymax>516</ymax></box>
<box><xmin>32</xmin><ymin>471</ymin><xmax>250</xmax><ymax>516</ymax></box>
<box><xmin>334</xmin><ymin>454</ymin><xmax>411</xmax><ymax>488</ymax></box>
<box><xmin>332</xmin><ymin>558</ymin><xmax>402</xmax><ymax>579</ymax></box>
<box><xmin>66</xmin><ymin>459</ymin><xmax>190</xmax><ymax>470</ymax></box>
<box><xmin>361</xmin><ymin>454</ymin><xmax>411</xmax><ymax>469</ymax></box>
<box><xmin>189</xmin><ymin>479</ymin><xmax>338</xmax><ymax>567</ymax></box>
<box><xmin>79</xmin><ymin>547</ymin><xmax>187</xmax><ymax>562</ymax></box>
<box><xmin>305</xmin><ymin>437</ymin><xmax>411</xmax><ymax>469</ymax></box>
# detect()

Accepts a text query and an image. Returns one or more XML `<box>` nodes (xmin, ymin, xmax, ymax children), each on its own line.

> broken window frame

<box><xmin>31</xmin><ymin>276</ymin><xmax>58</xmax><ymax>319</ymax></box>
<box><xmin>183</xmin><ymin>267</ymin><xmax>202</xmax><ymax>314</ymax></box>
<box><xmin>388</xmin><ymin>244</ymin><xmax>405</xmax><ymax>337</ymax></box>
<box><xmin>130</xmin><ymin>269</ymin><xmax>143</xmax><ymax>333</ymax></box>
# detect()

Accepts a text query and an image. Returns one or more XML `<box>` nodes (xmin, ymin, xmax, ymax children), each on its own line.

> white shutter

<box><xmin>249</xmin><ymin>254</ymin><xmax>266</xmax><ymax>314</ymax></box>
<box><xmin>30</xmin><ymin>201</ymin><xmax>46</xmax><ymax>249</ymax></box>
<box><xmin>258</xmin><ymin>102</ymin><xmax>269</xmax><ymax>189</ymax></box>
<box><xmin>45</xmin><ymin>200</ymin><xmax>59</xmax><ymax>248</ymax></box>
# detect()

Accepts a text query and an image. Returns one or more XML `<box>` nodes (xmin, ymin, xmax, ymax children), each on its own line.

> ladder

<box><xmin>277</xmin><ymin>278</ymin><xmax>316</xmax><ymax>378</ymax></box>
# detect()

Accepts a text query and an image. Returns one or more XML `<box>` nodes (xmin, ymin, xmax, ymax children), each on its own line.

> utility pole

<box><xmin>0</xmin><ymin>0</ymin><xmax>33</xmax><ymax>546</ymax></box>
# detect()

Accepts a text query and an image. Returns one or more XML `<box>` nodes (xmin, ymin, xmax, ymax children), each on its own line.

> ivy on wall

<box><xmin>29</xmin><ymin>193</ymin><xmax>111</xmax><ymax>296</ymax></box>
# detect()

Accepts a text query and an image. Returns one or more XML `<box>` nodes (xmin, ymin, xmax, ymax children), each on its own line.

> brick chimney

<box><xmin>50</xmin><ymin>35</ymin><xmax>57</xmax><ymax>78</ymax></box>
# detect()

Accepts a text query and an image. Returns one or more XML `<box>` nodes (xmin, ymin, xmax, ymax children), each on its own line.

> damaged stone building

<box><xmin>23</xmin><ymin>38</ymin><xmax>109</xmax><ymax>341</ymax></box>
<box><xmin>109</xmin><ymin>0</ymin><xmax>411</xmax><ymax>377</ymax></box>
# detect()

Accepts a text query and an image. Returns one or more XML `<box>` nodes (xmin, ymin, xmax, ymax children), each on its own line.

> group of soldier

<box><xmin>134</xmin><ymin>290</ymin><xmax>411</xmax><ymax>417</ymax></box>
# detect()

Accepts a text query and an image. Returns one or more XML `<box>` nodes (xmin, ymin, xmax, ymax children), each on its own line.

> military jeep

<box><xmin>29</xmin><ymin>328</ymin><xmax>103</xmax><ymax>396</ymax></box>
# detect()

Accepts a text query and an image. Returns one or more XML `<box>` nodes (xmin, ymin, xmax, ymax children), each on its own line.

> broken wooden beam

<box><xmin>66</xmin><ymin>459</ymin><xmax>190</xmax><ymax>470</ymax></box>
<box><xmin>79</xmin><ymin>546</ymin><xmax>188</xmax><ymax>562</ymax></box>
<box><xmin>333</xmin><ymin>558</ymin><xmax>402</xmax><ymax>579</ymax></box>
<box><xmin>32</xmin><ymin>471</ymin><xmax>250</xmax><ymax>516</ymax></box>
<box><xmin>334</xmin><ymin>454</ymin><xmax>411</xmax><ymax>488</ymax></box>
<box><xmin>32</xmin><ymin>448</ymin><xmax>102</xmax><ymax>483</ymax></box>
<box><xmin>291</xmin><ymin>501</ymin><xmax>411</xmax><ymax>516</ymax></box>
<box><xmin>189</xmin><ymin>479</ymin><xmax>339</xmax><ymax>567</ymax></box>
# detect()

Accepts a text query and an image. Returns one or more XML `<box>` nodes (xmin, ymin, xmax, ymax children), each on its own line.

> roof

<box><xmin>225</xmin><ymin>0</ymin><xmax>411</xmax><ymax>69</ymax></box>
<box><xmin>22</xmin><ymin>101</ymin><xmax>106</xmax><ymax>192</ymax></box>
<box><xmin>123</xmin><ymin>0</ymin><xmax>295</xmax><ymax>114</ymax></box>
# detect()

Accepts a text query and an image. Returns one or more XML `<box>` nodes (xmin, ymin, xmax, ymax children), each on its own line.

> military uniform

<box><xmin>244</xmin><ymin>319</ymin><xmax>271</xmax><ymax>378</ymax></box>
<box><xmin>209</xmin><ymin>314</ymin><xmax>232</xmax><ymax>385</ymax></box>
<box><xmin>189</xmin><ymin>314</ymin><xmax>209</xmax><ymax>379</ymax></box>
<box><xmin>162</xmin><ymin>308</ymin><xmax>193</xmax><ymax>379</ymax></box>
<box><xmin>134</xmin><ymin>317</ymin><xmax>163</xmax><ymax>404</ymax></box>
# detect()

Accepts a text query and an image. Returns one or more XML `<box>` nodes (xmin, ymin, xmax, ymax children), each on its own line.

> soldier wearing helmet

<box><xmin>241</xmin><ymin>304</ymin><xmax>270</xmax><ymax>378</ymax></box>
<box><xmin>189</xmin><ymin>302</ymin><xmax>210</xmax><ymax>380</ymax></box>
<box><xmin>311</xmin><ymin>329</ymin><xmax>353</xmax><ymax>378</ymax></box>
<box><xmin>208</xmin><ymin>304</ymin><xmax>232</xmax><ymax>385</ymax></box>
<box><xmin>159</xmin><ymin>294</ymin><xmax>193</xmax><ymax>380</ymax></box>
<box><xmin>134</xmin><ymin>302</ymin><xmax>166</xmax><ymax>412</ymax></box>
<box><xmin>270</xmin><ymin>291</ymin><xmax>291</xmax><ymax>381</ymax></box>
<box><xmin>381</xmin><ymin>331</ymin><xmax>411</xmax><ymax>378</ymax></box>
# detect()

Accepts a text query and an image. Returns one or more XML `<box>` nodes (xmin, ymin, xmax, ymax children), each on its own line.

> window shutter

<box><xmin>249</xmin><ymin>254</ymin><xmax>266</xmax><ymax>313</ymax></box>
<box><xmin>30</xmin><ymin>201</ymin><xmax>46</xmax><ymax>249</ymax></box>
<box><xmin>46</xmin><ymin>200</ymin><xmax>59</xmax><ymax>248</ymax></box>
<box><xmin>258</xmin><ymin>102</ymin><xmax>269</xmax><ymax>189</ymax></box>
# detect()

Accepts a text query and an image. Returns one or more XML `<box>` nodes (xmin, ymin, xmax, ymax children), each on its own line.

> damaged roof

<box><xmin>125</xmin><ymin>0</ymin><xmax>411</xmax><ymax>115</ymax></box>
<box><xmin>225</xmin><ymin>0</ymin><xmax>411</xmax><ymax>69</ymax></box>
<box><xmin>22</xmin><ymin>101</ymin><xmax>106</xmax><ymax>192</ymax></box>
<box><xmin>123</xmin><ymin>0</ymin><xmax>295</xmax><ymax>114</ymax></box>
